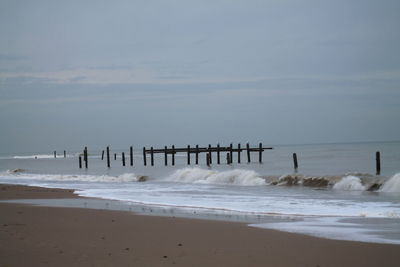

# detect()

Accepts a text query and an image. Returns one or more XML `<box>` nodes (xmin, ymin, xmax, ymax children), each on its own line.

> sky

<box><xmin>1</xmin><ymin>0</ymin><xmax>400</xmax><ymax>153</ymax></box>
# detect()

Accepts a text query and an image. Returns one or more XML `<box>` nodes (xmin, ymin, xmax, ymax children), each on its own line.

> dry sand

<box><xmin>0</xmin><ymin>184</ymin><xmax>399</xmax><ymax>267</ymax></box>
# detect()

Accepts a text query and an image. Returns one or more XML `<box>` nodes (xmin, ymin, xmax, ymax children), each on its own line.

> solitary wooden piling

<box><xmin>376</xmin><ymin>151</ymin><xmax>381</xmax><ymax>175</ymax></box>
<box><xmin>64</xmin><ymin>150</ymin><xmax>66</xmax><ymax>158</ymax></box>
<box><xmin>79</xmin><ymin>155</ymin><xmax>82</xmax><ymax>169</ymax></box>
<box><xmin>114</xmin><ymin>153</ymin><xmax>117</xmax><ymax>160</ymax></box>
<box><xmin>259</xmin><ymin>143</ymin><xmax>262</xmax><ymax>163</ymax></box>
<box><xmin>238</xmin><ymin>143</ymin><xmax>241</xmax><ymax>163</ymax></box>
<box><xmin>130</xmin><ymin>146</ymin><xmax>133</xmax><ymax>166</ymax></box>
<box><xmin>229</xmin><ymin>143</ymin><xmax>233</xmax><ymax>164</ymax></box>
<box><xmin>84</xmin><ymin>147</ymin><xmax>88</xmax><ymax>169</ymax></box>
<box><xmin>107</xmin><ymin>146</ymin><xmax>110</xmax><ymax>168</ymax></box>
<box><xmin>206</xmin><ymin>153</ymin><xmax>210</xmax><ymax>167</ymax></box>
<box><xmin>293</xmin><ymin>153</ymin><xmax>298</xmax><ymax>171</ymax></box>
<box><xmin>217</xmin><ymin>144</ymin><xmax>220</xmax><ymax>164</ymax></box>
<box><xmin>122</xmin><ymin>152</ymin><xmax>126</xmax><ymax>166</ymax></box>
<box><xmin>150</xmin><ymin>147</ymin><xmax>154</xmax><ymax>166</ymax></box>
<box><xmin>143</xmin><ymin>147</ymin><xmax>147</xmax><ymax>166</ymax></box>
<box><xmin>195</xmin><ymin>145</ymin><xmax>199</xmax><ymax>164</ymax></box>
<box><xmin>101</xmin><ymin>150</ymin><xmax>104</xmax><ymax>160</ymax></box>
<box><xmin>227</xmin><ymin>153</ymin><xmax>231</xmax><ymax>164</ymax></box>
<box><xmin>187</xmin><ymin>145</ymin><xmax>191</xmax><ymax>165</ymax></box>
<box><xmin>164</xmin><ymin>146</ymin><xmax>168</xmax><ymax>166</ymax></box>
<box><xmin>54</xmin><ymin>151</ymin><xmax>57</xmax><ymax>158</ymax></box>
<box><xmin>246</xmin><ymin>143</ymin><xmax>251</xmax><ymax>163</ymax></box>
<box><xmin>172</xmin><ymin>145</ymin><xmax>175</xmax><ymax>166</ymax></box>
<box><xmin>208</xmin><ymin>144</ymin><xmax>212</xmax><ymax>164</ymax></box>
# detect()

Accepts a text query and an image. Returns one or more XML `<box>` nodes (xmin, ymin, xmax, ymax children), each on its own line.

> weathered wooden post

<box><xmin>114</xmin><ymin>153</ymin><xmax>117</xmax><ymax>160</ymax></box>
<box><xmin>187</xmin><ymin>145</ymin><xmax>191</xmax><ymax>165</ymax></box>
<box><xmin>227</xmin><ymin>153</ymin><xmax>231</xmax><ymax>164</ymax></box>
<box><xmin>143</xmin><ymin>147</ymin><xmax>147</xmax><ymax>166</ymax></box>
<box><xmin>79</xmin><ymin>155</ymin><xmax>82</xmax><ymax>169</ymax></box>
<box><xmin>259</xmin><ymin>142</ymin><xmax>263</xmax><ymax>163</ymax></box>
<box><xmin>151</xmin><ymin>147</ymin><xmax>154</xmax><ymax>166</ymax></box>
<box><xmin>164</xmin><ymin>146</ymin><xmax>168</xmax><ymax>166</ymax></box>
<box><xmin>229</xmin><ymin>143</ymin><xmax>233</xmax><ymax>164</ymax></box>
<box><xmin>208</xmin><ymin>144</ymin><xmax>212</xmax><ymax>164</ymax></box>
<box><xmin>237</xmin><ymin>143</ymin><xmax>241</xmax><ymax>163</ymax></box>
<box><xmin>101</xmin><ymin>150</ymin><xmax>104</xmax><ymax>160</ymax></box>
<box><xmin>293</xmin><ymin>153</ymin><xmax>298</xmax><ymax>171</ymax></box>
<box><xmin>107</xmin><ymin>146</ymin><xmax>110</xmax><ymax>168</ymax></box>
<box><xmin>206</xmin><ymin>153</ymin><xmax>210</xmax><ymax>167</ymax></box>
<box><xmin>64</xmin><ymin>150</ymin><xmax>66</xmax><ymax>158</ymax></box>
<box><xmin>217</xmin><ymin>144</ymin><xmax>220</xmax><ymax>164</ymax></box>
<box><xmin>130</xmin><ymin>146</ymin><xmax>133</xmax><ymax>166</ymax></box>
<box><xmin>54</xmin><ymin>151</ymin><xmax>57</xmax><ymax>158</ymax></box>
<box><xmin>172</xmin><ymin>145</ymin><xmax>176</xmax><ymax>166</ymax></box>
<box><xmin>376</xmin><ymin>151</ymin><xmax>381</xmax><ymax>175</ymax></box>
<box><xmin>84</xmin><ymin>147</ymin><xmax>88</xmax><ymax>169</ymax></box>
<box><xmin>246</xmin><ymin>143</ymin><xmax>251</xmax><ymax>163</ymax></box>
<box><xmin>195</xmin><ymin>145</ymin><xmax>199</xmax><ymax>165</ymax></box>
<box><xmin>122</xmin><ymin>152</ymin><xmax>126</xmax><ymax>166</ymax></box>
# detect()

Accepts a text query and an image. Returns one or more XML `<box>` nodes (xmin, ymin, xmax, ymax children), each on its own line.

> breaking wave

<box><xmin>165</xmin><ymin>167</ymin><xmax>266</xmax><ymax>186</ymax></box>
<box><xmin>333</xmin><ymin>176</ymin><xmax>366</xmax><ymax>191</ymax></box>
<box><xmin>380</xmin><ymin>173</ymin><xmax>400</xmax><ymax>193</ymax></box>
<box><xmin>1</xmin><ymin>171</ymin><xmax>143</xmax><ymax>183</ymax></box>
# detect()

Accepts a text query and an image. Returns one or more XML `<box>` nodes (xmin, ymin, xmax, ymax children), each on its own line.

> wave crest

<box><xmin>380</xmin><ymin>173</ymin><xmax>400</xmax><ymax>193</ymax></box>
<box><xmin>165</xmin><ymin>167</ymin><xmax>266</xmax><ymax>186</ymax></box>
<box><xmin>333</xmin><ymin>176</ymin><xmax>366</xmax><ymax>191</ymax></box>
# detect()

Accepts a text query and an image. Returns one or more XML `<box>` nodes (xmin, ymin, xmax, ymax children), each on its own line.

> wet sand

<box><xmin>0</xmin><ymin>184</ymin><xmax>399</xmax><ymax>267</ymax></box>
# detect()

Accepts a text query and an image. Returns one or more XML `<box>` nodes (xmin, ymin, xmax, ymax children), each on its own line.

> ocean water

<box><xmin>1</xmin><ymin>141</ymin><xmax>400</xmax><ymax>244</ymax></box>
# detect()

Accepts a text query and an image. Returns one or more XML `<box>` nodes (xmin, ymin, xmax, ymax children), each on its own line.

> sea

<box><xmin>1</xmin><ymin>141</ymin><xmax>400</xmax><ymax>245</ymax></box>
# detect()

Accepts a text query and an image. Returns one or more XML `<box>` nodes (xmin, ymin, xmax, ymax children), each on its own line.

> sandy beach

<box><xmin>0</xmin><ymin>184</ymin><xmax>399</xmax><ymax>267</ymax></box>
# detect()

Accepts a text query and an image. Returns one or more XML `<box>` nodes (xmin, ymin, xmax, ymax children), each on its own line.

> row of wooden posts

<box><xmin>68</xmin><ymin>147</ymin><xmax>382</xmax><ymax>175</ymax></box>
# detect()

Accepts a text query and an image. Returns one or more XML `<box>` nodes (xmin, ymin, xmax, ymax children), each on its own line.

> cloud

<box><xmin>0</xmin><ymin>53</ymin><xmax>26</xmax><ymax>61</ymax></box>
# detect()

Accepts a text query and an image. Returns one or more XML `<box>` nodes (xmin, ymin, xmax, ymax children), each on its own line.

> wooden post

<box><xmin>130</xmin><ymin>146</ymin><xmax>133</xmax><ymax>166</ymax></box>
<box><xmin>187</xmin><ymin>145</ymin><xmax>191</xmax><ymax>165</ymax></box>
<box><xmin>376</xmin><ymin>151</ymin><xmax>381</xmax><ymax>175</ymax></box>
<box><xmin>229</xmin><ymin>143</ymin><xmax>233</xmax><ymax>164</ymax></box>
<box><xmin>195</xmin><ymin>145</ymin><xmax>199</xmax><ymax>165</ymax></box>
<box><xmin>79</xmin><ymin>155</ymin><xmax>82</xmax><ymax>169</ymax></box>
<box><xmin>259</xmin><ymin>142</ymin><xmax>263</xmax><ymax>163</ymax></box>
<box><xmin>101</xmin><ymin>150</ymin><xmax>104</xmax><ymax>160</ymax></box>
<box><xmin>172</xmin><ymin>145</ymin><xmax>175</xmax><ymax>166</ymax></box>
<box><xmin>246</xmin><ymin>143</ymin><xmax>251</xmax><ymax>163</ymax></box>
<box><xmin>227</xmin><ymin>153</ymin><xmax>231</xmax><ymax>164</ymax></box>
<box><xmin>208</xmin><ymin>144</ymin><xmax>212</xmax><ymax>164</ymax></box>
<box><xmin>164</xmin><ymin>146</ymin><xmax>168</xmax><ymax>166</ymax></box>
<box><xmin>293</xmin><ymin>153</ymin><xmax>298</xmax><ymax>171</ymax></box>
<box><xmin>114</xmin><ymin>153</ymin><xmax>117</xmax><ymax>160</ymax></box>
<box><xmin>143</xmin><ymin>147</ymin><xmax>147</xmax><ymax>166</ymax></box>
<box><xmin>64</xmin><ymin>150</ymin><xmax>66</xmax><ymax>158</ymax></box>
<box><xmin>122</xmin><ymin>152</ymin><xmax>126</xmax><ymax>166</ymax></box>
<box><xmin>151</xmin><ymin>147</ymin><xmax>154</xmax><ymax>166</ymax></box>
<box><xmin>238</xmin><ymin>143</ymin><xmax>241</xmax><ymax>163</ymax></box>
<box><xmin>84</xmin><ymin>147</ymin><xmax>88</xmax><ymax>169</ymax></box>
<box><xmin>206</xmin><ymin>153</ymin><xmax>210</xmax><ymax>167</ymax></box>
<box><xmin>217</xmin><ymin>144</ymin><xmax>220</xmax><ymax>164</ymax></box>
<box><xmin>107</xmin><ymin>146</ymin><xmax>110</xmax><ymax>168</ymax></box>
<box><xmin>54</xmin><ymin>151</ymin><xmax>56</xmax><ymax>158</ymax></box>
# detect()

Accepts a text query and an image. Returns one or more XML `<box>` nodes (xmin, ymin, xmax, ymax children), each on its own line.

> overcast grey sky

<box><xmin>1</xmin><ymin>0</ymin><xmax>399</xmax><ymax>153</ymax></box>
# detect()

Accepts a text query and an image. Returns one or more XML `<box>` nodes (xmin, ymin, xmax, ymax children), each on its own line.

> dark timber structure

<box><xmin>142</xmin><ymin>143</ymin><xmax>273</xmax><ymax>166</ymax></box>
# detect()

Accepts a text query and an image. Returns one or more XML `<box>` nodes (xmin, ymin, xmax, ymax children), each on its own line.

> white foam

<box><xmin>13</xmin><ymin>154</ymin><xmax>73</xmax><ymax>159</ymax></box>
<box><xmin>250</xmin><ymin>217</ymin><xmax>400</xmax><ymax>245</ymax></box>
<box><xmin>380</xmin><ymin>173</ymin><xmax>400</xmax><ymax>193</ymax></box>
<box><xmin>333</xmin><ymin>176</ymin><xmax>366</xmax><ymax>191</ymax></box>
<box><xmin>165</xmin><ymin>167</ymin><xmax>266</xmax><ymax>186</ymax></box>
<box><xmin>1</xmin><ymin>172</ymin><xmax>139</xmax><ymax>183</ymax></box>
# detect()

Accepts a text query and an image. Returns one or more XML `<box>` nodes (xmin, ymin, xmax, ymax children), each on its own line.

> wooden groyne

<box><xmin>141</xmin><ymin>143</ymin><xmax>272</xmax><ymax>166</ymax></box>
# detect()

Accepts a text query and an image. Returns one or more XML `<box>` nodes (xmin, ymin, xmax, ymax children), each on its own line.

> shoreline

<box><xmin>1</xmin><ymin>184</ymin><xmax>399</xmax><ymax>266</ymax></box>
